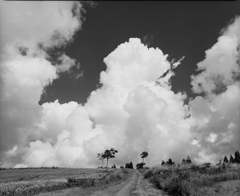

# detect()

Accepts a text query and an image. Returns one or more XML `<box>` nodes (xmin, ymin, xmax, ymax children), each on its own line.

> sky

<box><xmin>40</xmin><ymin>1</ymin><xmax>240</xmax><ymax>104</ymax></box>
<box><xmin>0</xmin><ymin>1</ymin><xmax>240</xmax><ymax>168</ymax></box>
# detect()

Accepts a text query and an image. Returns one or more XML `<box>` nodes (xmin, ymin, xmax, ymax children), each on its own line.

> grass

<box><xmin>67</xmin><ymin>168</ymin><xmax>129</xmax><ymax>187</ymax></box>
<box><xmin>0</xmin><ymin>179</ymin><xmax>68</xmax><ymax>196</ymax></box>
<box><xmin>144</xmin><ymin>164</ymin><xmax>240</xmax><ymax>196</ymax></box>
<box><xmin>0</xmin><ymin>167</ymin><xmax>129</xmax><ymax>196</ymax></box>
<box><xmin>0</xmin><ymin>168</ymin><xmax>107</xmax><ymax>183</ymax></box>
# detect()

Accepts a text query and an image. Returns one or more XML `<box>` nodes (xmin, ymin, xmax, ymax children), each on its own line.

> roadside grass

<box><xmin>144</xmin><ymin>164</ymin><xmax>240</xmax><ymax>196</ymax></box>
<box><xmin>0</xmin><ymin>168</ymin><xmax>129</xmax><ymax>196</ymax></box>
<box><xmin>67</xmin><ymin>168</ymin><xmax>129</xmax><ymax>187</ymax></box>
<box><xmin>0</xmin><ymin>180</ymin><xmax>68</xmax><ymax>196</ymax></box>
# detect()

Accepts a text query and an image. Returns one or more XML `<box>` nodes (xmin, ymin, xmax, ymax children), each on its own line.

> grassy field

<box><xmin>2</xmin><ymin>165</ymin><xmax>240</xmax><ymax>196</ymax></box>
<box><xmin>0</xmin><ymin>168</ymin><xmax>108</xmax><ymax>183</ymax></box>
<box><xmin>0</xmin><ymin>167</ymin><xmax>114</xmax><ymax>195</ymax></box>
<box><xmin>143</xmin><ymin>164</ymin><xmax>240</xmax><ymax>196</ymax></box>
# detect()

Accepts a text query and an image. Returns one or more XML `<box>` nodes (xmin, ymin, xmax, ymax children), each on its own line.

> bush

<box><xmin>125</xmin><ymin>162</ymin><xmax>133</xmax><ymax>169</ymax></box>
<box><xmin>143</xmin><ymin>169</ymin><xmax>154</xmax><ymax>179</ymax></box>
<box><xmin>136</xmin><ymin>162</ymin><xmax>145</xmax><ymax>169</ymax></box>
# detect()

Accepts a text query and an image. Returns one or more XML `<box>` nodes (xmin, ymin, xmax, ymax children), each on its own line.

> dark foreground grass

<box><xmin>144</xmin><ymin>164</ymin><xmax>240</xmax><ymax>196</ymax></box>
<box><xmin>0</xmin><ymin>168</ymin><xmax>129</xmax><ymax>196</ymax></box>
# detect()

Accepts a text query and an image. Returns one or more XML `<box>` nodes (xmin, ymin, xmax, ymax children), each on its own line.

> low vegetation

<box><xmin>144</xmin><ymin>164</ymin><xmax>240</xmax><ymax>196</ymax></box>
<box><xmin>67</xmin><ymin>168</ymin><xmax>129</xmax><ymax>187</ymax></box>
<box><xmin>2</xmin><ymin>149</ymin><xmax>240</xmax><ymax>195</ymax></box>
<box><xmin>0</xmin><ymin>168</ymin><xmax>129</xmax><ymax>196</ymax></box>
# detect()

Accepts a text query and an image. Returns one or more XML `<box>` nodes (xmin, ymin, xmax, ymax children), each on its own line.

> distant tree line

<box><xmin>223</xmin><ymin>150</ymin><xmax>240</xmax><ymax>164</ymax></box>
<box><xmin>96</xmin><ymin>149</ymin><xmax>240</xmax><ymax>169</ymax></box>
<box><xmin>161</xmin><ymin>158</ymin><xmax>175</xmax><ymax>166</ymax></box>
<box><xmin>161</xmin><ymin>155</ymin><xmax>192</xmax><ymax>166</ymax></box>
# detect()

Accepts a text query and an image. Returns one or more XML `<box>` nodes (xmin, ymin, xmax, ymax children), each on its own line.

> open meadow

<box><xmin>0</xmin><ymin>167</ymin><xmax>112</xmax><ymax>195</ymax></box>
<box><xmin>0</xmin><ymin>167</ymin><xmax>167</xmax><ymax>196</ymax></box>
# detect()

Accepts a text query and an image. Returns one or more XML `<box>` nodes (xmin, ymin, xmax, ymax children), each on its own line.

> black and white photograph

<box><xmin>0</xmin><ymin>0</ymin><xmax>240</xmax><ymax>195</ymax></box>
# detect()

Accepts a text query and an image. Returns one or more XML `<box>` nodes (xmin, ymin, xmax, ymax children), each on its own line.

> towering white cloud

<box><xmin>190</xmin><ymin>17</ymin><xmax>240</xmax><ymax>163</ymax></box>
<box><xmin>84</xmin><ymin>39</ymin><xmax>193</xmax><ymax>166</ymax></box>
<box><xmin>14</xmin><ymin>38</ymin><xmax>193</xmax><ymax>167</ymax></box>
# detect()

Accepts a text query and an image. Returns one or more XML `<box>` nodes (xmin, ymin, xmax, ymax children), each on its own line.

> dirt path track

<box><xmin>39</xmin><ymin>170</ymin><xmax>166</xmax><ymax>196</ymax></box>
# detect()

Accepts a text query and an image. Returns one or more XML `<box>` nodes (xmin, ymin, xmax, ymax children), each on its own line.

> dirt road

<box><xmin>38</xmin><ymin>170</ymin><xmax>167</xmax><ymax>196</ymax></box>
<box><xmin>91</xmin><ymin>170</ymin><xmax>167</xmax><ymax>196</ymax></box>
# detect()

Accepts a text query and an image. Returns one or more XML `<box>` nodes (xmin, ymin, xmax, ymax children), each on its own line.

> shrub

<box><xmin>136</xmin><ymin>162</ymin><xmax>145</xmax><ymax>169</ymax></box>
<box><xmin>125</xmin><ymin>162</ymin><xmax>134</xmax><ymax>169</ymax></box>
<box><xmin>143</xmin><ymin>169</ymin><xmax>154</xmax><ymax>179</ymax></box>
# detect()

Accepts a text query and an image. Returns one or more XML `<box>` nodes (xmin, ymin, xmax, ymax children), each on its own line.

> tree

<box><xmin>186</xmin><ymin>155</ymin><xmax>192</xmax><ymax>164</ymax></box>
<box><xmin>230</xmin><ymin>154</ymin><xmax>234</xmax><ymax>163</ymax></box>
<box><xmin>102</xmin><ymin>148</ymin><xmax>118</xmax><ymax>167</ymax></box>
<box><xmin>161</xmin><ymin>160</ymin><xmax>165</xmax><ymax>166</ymax></box>
<box><xmin>129</xmin><ymin>162</ymin><xmax>133</xmax><ymax>169</ymax></box>
<box><xmin>182</xmin><ymin>159</ymin><xmax>186</xmax><ymax>164</ymax></box>
<box><xmin>125</xmin><ymin>162</ymin><xmax>133</xmax><ymax>169</ymax></box>
<box><xmin>234</xmin><ymin>151</ymin><xmax>240</xmax><ymax>163</ymax></box>
<box><xmin>97</xmin><ymin>153</ymin><xmax>104</xmax><ymax>167</ymax></box>
<box><xmin>140</xmin><ymin>151</ymin><xmax>149</xmax><ymax>164</ymax></box>
<box><xmin>223</xmin><ymin>156</ymin><xmax>229</xmax><ymax>163</ymax></box>
<box><xmin>166</xmin><ymin>158</ymin><xmax>174</xmax><ymax>165</ymax></box>
<box><xmin>136</xmin><ymin>162</ymin><xmax>145</xmax><ymax>169</ymax></box>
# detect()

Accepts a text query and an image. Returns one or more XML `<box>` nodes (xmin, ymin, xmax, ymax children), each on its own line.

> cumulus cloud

<box><xmin>84</xmin><ymin>38</ymin><xmax>193</xmax><ymax>166</ymax></box>
<box><xmin>30</xmin><ymin>38</ymin><xmax>192</xmax><ymax>168</ymax></box>
<box><xmin>0</xmin><ymin>0</ymin><xmax>84</xmax><ymax>167</ymax></box>
<box><xmin>1</xmin><ymin>0</ymin><xmax>239</xmax><ymax>168</ymax></box>
<box><xmin>1</xmin><ymin>34</ymin><xmax>194</xmax><ymax>167</ymax></box>
<box><xmin>191</xmin><ymin>17</ymin><xmax>240</xmax><ymax>95</ymax></box>
<box><xmin>0</xmin><ymin>1</ymin><xmax>83</xmax><ymax>50</ymax></box>
<box><xmin>190</xmin><ymin>17</ymin><xmax>240</xmax><ymax>163</ymax></box>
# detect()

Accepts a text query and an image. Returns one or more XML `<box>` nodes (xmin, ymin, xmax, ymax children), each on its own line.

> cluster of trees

<box><xmin>125</xmin><ymin>152</ymin><xmax>149</xmax><ymax>169</ymax></box>
<box><xmin>223</xmin><ymin>150</ymin><xmax>240</xmax><ymax>164</ymax></box>
<box><xmin>97</xmin><ymin>150</ymin><xmax>149</xmax><ymax>169</ymax></box>
<box><xmin>182</xmin><ymin>155</ymin><xmax>192</xmax><ymax>164</ymax></box>
<box><xmin>161</xmin><ymin>155</ymin><xmax>192</xmax><ymax>166</ymax></box>
<box><xmin>125</xmin><ymin>162</ymin><xmax>133</xmax><ymax>169</ymax></box>
<box><xmin>97</xmin><ymin>148</ymin><xmax>118</xmax><ymax>168</ymax></box>
<box><xmin>161</xmin><ymin>158</ymin><xmax>175</xmax><ymax>166</ymax></box>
